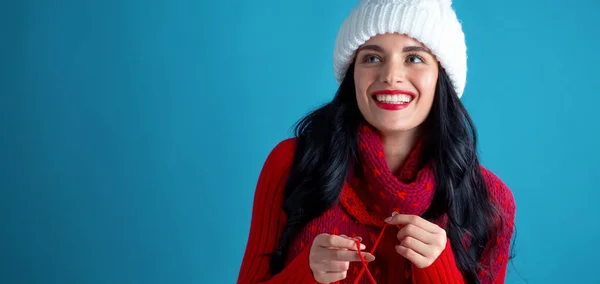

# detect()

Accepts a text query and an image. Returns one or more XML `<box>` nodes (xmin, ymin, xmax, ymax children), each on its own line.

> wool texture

<box><xmin>333</xmin><ymin>0</ymin><xmax>468</xmax><ymax>97</ymax></box>
<box><xmin>237</xmin><ymin>135</ymin><xmax>515</xmax><ymax>284</ymax></box>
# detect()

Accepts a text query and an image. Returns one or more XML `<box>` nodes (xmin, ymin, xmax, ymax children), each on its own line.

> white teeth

<box><xmin>375</xmin><ymin>94</ymin><xmax>413</xmax><ymax>104</ymax></box>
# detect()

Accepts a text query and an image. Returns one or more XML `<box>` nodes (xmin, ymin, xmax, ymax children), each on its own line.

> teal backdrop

<box><xmin>2</xmin><ymin>0</ymin><xmax>599</xmax><ymax>283</ymax></box>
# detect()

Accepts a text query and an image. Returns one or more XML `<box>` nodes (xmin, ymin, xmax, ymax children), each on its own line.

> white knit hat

<box><xmin>333</xmin><ymin>0</ymin><xmax>468</xmax><ymax>98</ymax></box>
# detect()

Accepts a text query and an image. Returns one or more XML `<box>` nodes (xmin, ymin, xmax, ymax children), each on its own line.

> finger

<box><xmin>341</xmin><ymin>234</ymin><xmax>363</xmax><ymax>243</ymax></box>
<box><xmin>336</xmin><ymin>235</ymin><xmax>350</xmax><ymax>252</ymax></box>
<box><xmin>318</xmin><ymin>249</ymin><xmax>375</xmax><ymax>262</ymax></box>
<box><xmin>396</xmin><ymin>224</ymin><xmax>437</xmax><ymax>245</ymax></box>
<box><xmin>320</xmin><ymin>271</ymin><xmax>348</xmax><ymax>283</ymax></box>
<box><xmin>399</xmin><ymin>236</ymin><xmax>430</xmax><ymax>257</ymax></box>
<box><xmin>396</xmin><ymin>245</ymin><xmax>430</xmax><ymax>268</ymax></box>
<box><xmin>316</xmin><ymin>234</ymin><xmax>366</xmax><ymax>250</ymax></box>
<box><xmin>339</xmin><ymin>234</ymin><xmax>364</xmax><ymax>243</ymax></box>
<box><xmin>323</xmin><ymin>260</ymin><xmax>350</xmax><ymax>272</ymax></box>
<box><xmin>385</xmin><ymin>213</ymin><xmax>441</xmax><ymax>233</ymax></box>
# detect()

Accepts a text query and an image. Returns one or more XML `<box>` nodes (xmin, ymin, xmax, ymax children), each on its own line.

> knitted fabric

<box><xmin>335</xmin><ymin>123</ymin><xmax>439</xmax><ymax>283</ymax></box>
<box><xmin>333</xmin><ymin>0</ymin><xmax>468</xmax><ymax>97</ymax></box>
<box><xmin>284</xmin><ymin>126</ymin><xmax>438</xmax><ymax>283</ymax></box>
<box><xmin>348</xmin><ymin>124</ymin><xmax>435</xmax><ymax>223</ymax></box>
<box><xmin>285</xmin><ymin>191</ymin><xmax>415</xmax><ymax>284</ymax></box>
<box><xmin>236</xmin><ymin>138</ymin><xmax>516</xmax><ymax>284</ymax></box>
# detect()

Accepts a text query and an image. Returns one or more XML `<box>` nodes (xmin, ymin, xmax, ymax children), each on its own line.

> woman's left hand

<box><xmin>384</xmin><ymin>213</ymin><xmax>447</xmax><ymax>268</ymax></box>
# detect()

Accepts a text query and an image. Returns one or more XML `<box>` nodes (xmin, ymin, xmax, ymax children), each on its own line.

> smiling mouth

<box><xmin>372</xmin><ymin>94</ymin><xmax>414</xmax><ymax>104</ymax></box>
<box><xmin>370</xmin><ymin>90</ymin><xmax>416</xmax><ymax>111</ymax></box>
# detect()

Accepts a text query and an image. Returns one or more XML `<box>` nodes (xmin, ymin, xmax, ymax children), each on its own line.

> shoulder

<box><xmin>480</xmin><ymin>166</ymin><xmax>516</xmax><ymax>220</ymax></box>
<box><xmin>255</xmin><ymin>138</ymin><xmax>297</xmax><ymax>191</ymax></box>
<box><xmin>250</xmin><ymin>138</ymin><xmax>298</xmax><ymax>212</ymax></box>
<box><xmin>262</xmin><ymin>137</ymin><xmax>297</xmax><ymax>170</ymax></box>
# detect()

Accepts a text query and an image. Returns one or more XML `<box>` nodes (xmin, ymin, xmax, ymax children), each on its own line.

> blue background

<box><xmin>2</xmin><ymin>0</ymin><xmax>599</xmax><ymax>283</ymax></box>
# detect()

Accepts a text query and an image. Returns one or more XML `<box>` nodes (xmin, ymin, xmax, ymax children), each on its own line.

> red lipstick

<box><xmin>370</xmin><ymin>89</ymin><xmax>416</xmax><ymax>111</ymax></box>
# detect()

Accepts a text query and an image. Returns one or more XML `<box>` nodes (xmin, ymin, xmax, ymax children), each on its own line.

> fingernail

<box><xmin>385</xmin><ymin>212</ymin><xmax>399</xmax><ymax>223</ymax></box>
<box><xmin>354</xmin><ymin>236</ymin><xmax>363</xmax><ymax>242</ymax></box>
<box><xmin>360</xmin><ymin>243</ymin><xmax>366</xmax><ymax>250</ymax></box>
<box><xmin>340</xmin><ymin>234</ymin><xmax>348</xmax><ymax>238</ymax></box>
<box><xmin>364</xmin><ymin>253</ymin><xmax>375</xmax><ymax>262</ymax></box>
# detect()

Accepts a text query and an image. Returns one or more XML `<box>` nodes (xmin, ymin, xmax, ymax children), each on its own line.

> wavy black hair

<box><xmin>268</xmin><ymin>61</ymin><xmax>503</xmax><ymax>283</ymax></box>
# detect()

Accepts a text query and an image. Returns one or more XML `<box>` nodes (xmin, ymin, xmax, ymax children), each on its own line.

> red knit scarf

<box><xmin>341</xmin><ymin>124</ymin><xmax>436</xmax><ymax>225</ymax></box>
<box><xmin>338</xmin><ymin>123</ymin><xmax>438</xmax><ymax>283</ymax></box>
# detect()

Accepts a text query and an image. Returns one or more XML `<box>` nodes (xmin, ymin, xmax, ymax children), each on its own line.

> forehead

<box><xmin>360</xmin><ymin>33</ymin><xmax>428</xmax><ymax>51</ymax></box>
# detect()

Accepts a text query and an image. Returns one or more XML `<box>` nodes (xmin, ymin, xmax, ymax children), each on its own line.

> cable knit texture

<box><xmin>237</xmin><ymin>136</ymin><xmax>516</xmax><ymax>283</ymax></box>
<box><xmin>333</xmin><ymin>0</ymin><xmax>468</xmax><ymax>97</ymax></box>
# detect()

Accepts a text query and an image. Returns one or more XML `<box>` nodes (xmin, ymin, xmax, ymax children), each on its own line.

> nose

<box><xmin>379</xmin><ymin>59</ymin><xmax>405</xmax><ymax>85</ymax></box>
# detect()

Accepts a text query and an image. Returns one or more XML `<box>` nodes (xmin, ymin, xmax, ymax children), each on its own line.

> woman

<box><xmin>237</xmin><ymin>0</ymin><xmax>515</xmax><ymax>283</ymax></box>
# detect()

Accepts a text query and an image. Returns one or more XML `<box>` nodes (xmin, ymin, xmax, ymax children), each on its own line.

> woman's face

<box><xmin>354</xmin><ymin>33</ymin><xmax>439</xmax><ymax>135</ymax></box>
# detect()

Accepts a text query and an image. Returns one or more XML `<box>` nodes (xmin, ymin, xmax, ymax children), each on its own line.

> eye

<box><xmin>406</xmin><ymin>53</ymin><xmax>425</xmax><ymax>63</ymax></box>
<box><xmin>363</xmin><ymin>55</ymin><xmax>381</xmax><ymax>63</ymax></box>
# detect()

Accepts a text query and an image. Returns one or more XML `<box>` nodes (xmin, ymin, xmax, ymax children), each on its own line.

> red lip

<box><xmin>371</xmin><ymin>89</ymin><xmax>416</xmax><ymax>111</ymax></box>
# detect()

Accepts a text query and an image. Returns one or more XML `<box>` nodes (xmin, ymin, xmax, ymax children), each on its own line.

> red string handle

<box><xmin>352</xmin><ymin>223</ymin><xmax>389</xmax><ymax>284</ymax></box>
<box><xmin>354</xmin><ymin>239</ymin><xmax>377</xmax><ymax>284</ymax></box>
<box><xmin>333</xmin><ymin>223</ymin><xmax>402</xmax><ymax>284</ymax></box>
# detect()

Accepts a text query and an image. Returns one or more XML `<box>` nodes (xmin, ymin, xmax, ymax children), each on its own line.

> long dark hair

<box><xmin>269</xmin><ymin>61</ymin><xmax>501</xmax><ymax>283</ymax></box>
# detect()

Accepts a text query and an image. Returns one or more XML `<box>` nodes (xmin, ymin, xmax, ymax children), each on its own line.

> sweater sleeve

<box><xmin>411</xmin><ymin>239</ymin><xmax>465</xmax><ymax>284</ymax></box>
<box><xmin>236</xmin><ymin>139</ymin><xmax>319</xmax><ymax>284</ymax></box>
<box><xmin>479</xmin><ymin>168</ymin><xmax>517</xmax><ymax>284</ymax></box>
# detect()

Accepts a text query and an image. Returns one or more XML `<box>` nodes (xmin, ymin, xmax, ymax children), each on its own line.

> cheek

<box><xmin>354</xmin><ymin>69</ymin><xmax>373</xmax><ymax>102</ymax></box>
<box><xmin>414</xmin><ymin>70</ymin><xmax>438</xmax><ymax>104</ymax></box>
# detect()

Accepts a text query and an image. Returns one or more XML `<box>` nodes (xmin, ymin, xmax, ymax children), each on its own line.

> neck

<box><xmin>380</xmin><ymin>128</ymin><xmax>420</xmax><ymax>173</ymax></box>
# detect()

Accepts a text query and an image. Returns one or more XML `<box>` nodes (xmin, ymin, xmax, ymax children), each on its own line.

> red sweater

<box><xmin>237</xmin><ymin>138</ymin><xmax>516</xmax><ymax>284</ymax></box>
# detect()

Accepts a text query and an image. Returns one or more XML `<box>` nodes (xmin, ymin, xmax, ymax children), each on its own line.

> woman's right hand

<box><xmin>309</xmin><ymin>233</ymin><xmax>376</xmax><ymax>283</ymax></box>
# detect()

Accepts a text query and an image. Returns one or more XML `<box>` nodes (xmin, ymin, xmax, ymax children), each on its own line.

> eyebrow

<box><xmin>402</xmin><ymin>46</ymin><xmax>431</xmax><ymax>53</ymax></box>
<box><xmin>357</xmin><ymin>44</ymin><xmax>431</xmax><ymax>54</ymax></box>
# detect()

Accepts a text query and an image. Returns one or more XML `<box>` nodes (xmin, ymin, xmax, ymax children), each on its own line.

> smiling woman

<box><xmin>236</xmin><ymin>0</ymin><xmax>515</xmax><ymax>283</ymax></box>
<box><xmin>353</xmin><ymin>35</ymin><xmax>440</xmax><ymax>167</ymax></box>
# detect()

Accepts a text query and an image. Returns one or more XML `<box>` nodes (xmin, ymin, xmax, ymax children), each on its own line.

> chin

<box><xmin>368</xmin><ymin>119</ymin><xmax>420</xmax><ymax>134</ymax></box>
